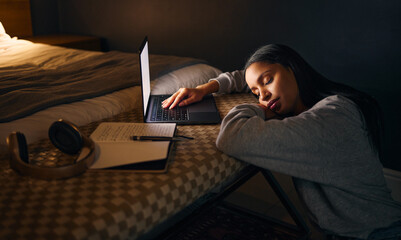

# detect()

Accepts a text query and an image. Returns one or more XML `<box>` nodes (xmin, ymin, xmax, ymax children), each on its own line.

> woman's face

<box><xmin>245</xmin><ymin>62</ymin><xmax>306</xmax><ymax>116</ymax></box>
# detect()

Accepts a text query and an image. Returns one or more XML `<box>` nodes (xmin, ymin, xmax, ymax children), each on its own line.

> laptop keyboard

<box><xmin>152</xmin><ymin>96</ymin><xmax>189</xmax><ymax>121</ymax></box>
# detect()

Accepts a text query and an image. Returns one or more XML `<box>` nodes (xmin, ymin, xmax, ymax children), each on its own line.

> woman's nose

<box><xmin>259</xmin><ymin>89</ymin><xmax>270</xmax><ymax>102</ymax></box>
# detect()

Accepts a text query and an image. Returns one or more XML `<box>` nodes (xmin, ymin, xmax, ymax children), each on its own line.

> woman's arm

<box><xmin>212</xmin><ymin>70</ymin><xmax>249</xmax><ymax>94</ymax></box>
<box><xmin>163</xmin><ymin>70</ymin><xmax>249</xmax><ymax>109</ymax></box>
<box><xmin>216</xmin><ymin>96</ymin><xmax>375</xmax><ymax>185</ymax></box>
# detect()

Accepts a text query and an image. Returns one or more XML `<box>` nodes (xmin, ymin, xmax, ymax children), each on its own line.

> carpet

<box><xmin>161</xmin><ymin>202</ymin><xmax>307</xmax><ymax>240</ymax></box>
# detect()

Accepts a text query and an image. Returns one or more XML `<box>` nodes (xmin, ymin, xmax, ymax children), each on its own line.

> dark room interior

<box><xmin>1</xmin><ymin>0</ymin><xmax>400</xmax><ymax>239</ymax></box>
<box><xmin>30</xmin><ymin>0</ymin><xmax>401</xmax><ymax>171</ymax></box>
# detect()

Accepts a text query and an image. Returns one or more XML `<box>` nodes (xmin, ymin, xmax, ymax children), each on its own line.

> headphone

<box><xmin>7</xmin><ymin>119</ymin><xmax>95</xmax><ymax>180</ymax></box>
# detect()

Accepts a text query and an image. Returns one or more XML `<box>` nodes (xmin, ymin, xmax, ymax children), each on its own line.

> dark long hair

<box><xmin>244</xmin><ymin>44</ymin><xmax>383</xmax><ymax>158</ymax></box>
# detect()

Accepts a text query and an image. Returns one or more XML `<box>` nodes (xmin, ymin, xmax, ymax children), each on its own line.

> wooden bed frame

<box><xmin>0</xmin><ymin>0</ymin><xmax>32</xmax><ymax>37</ymax></box>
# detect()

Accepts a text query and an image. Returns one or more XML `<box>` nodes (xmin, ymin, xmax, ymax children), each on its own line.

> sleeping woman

<box><xmin>162</xmin><ymin>44</ymin><xmax>401</xmax><ymax>239</ymax></box>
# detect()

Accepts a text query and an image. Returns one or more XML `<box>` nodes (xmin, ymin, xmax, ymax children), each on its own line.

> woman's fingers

<box><xmin>162</xmin><ymin>91</ymin><xmax>180</xmax><ymax>108</ymax></box>
<box><xmin>177</xmin><ymin>94</ymin><xmax>198</xmax><ymax>107</ymax></box>
<box><xmin>169</xmin><ymin>88</ymin><xmax>189</xmax><ymax>109</ymax></box>
<box><xmin>162</xmin><ymin>88</ymin><xmax>205</xmax><ymax>109</ymax></box>
<box><xmin>162</xmin><ymin>88</ymin><xmax>190</xmax><ymax>109</ymax></box>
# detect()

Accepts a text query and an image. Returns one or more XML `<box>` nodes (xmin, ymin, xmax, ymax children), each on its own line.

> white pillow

<box><xmin>151</xmin><ymin>64</ymin><xmax>222</xmax><ymax>94</ymax></box>
<box><xmin>0</xmin><ymin>21</ymin><xmax>11</xmax><ymax>41</ymax></box>
<box><xmin>0</xmin><ymin>21</ymin><xmax>5</xmax><ymax>34</ymax></box>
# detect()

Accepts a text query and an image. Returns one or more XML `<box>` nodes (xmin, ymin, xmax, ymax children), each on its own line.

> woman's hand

<box><xmin>258</xmin><ymin>104</ymin><xmax>282</xmax><ymax>120</ymax></box>
<box><xmin>162</xmin><ymin>80</ymin><xmax>220</xmax><ymax>109</ymax></box>
<box><xmin>162</xmin><ymin>87</ymin><xmax>206</xmax><ymax>109</ymax></box>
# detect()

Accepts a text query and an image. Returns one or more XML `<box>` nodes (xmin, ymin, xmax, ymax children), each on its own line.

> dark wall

<box><xmin>30</xmin><ymin>0</ymin><xmax>401</xmax><ymax>171</ymax></box>
<box><xmin>30</xmin><ymin>0</ymin><xmax>59</xmax><ymax>35</ymax></box>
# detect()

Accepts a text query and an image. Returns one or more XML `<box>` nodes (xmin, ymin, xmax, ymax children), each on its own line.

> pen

<box><xmin>131</xmin><ymin>135</ymin><xmax>194</xmax><ymax>141</ymax></box>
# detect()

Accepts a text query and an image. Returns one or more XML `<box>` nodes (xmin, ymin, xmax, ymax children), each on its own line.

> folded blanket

<box><xmin>0</xmin><ymin>51</ymin><xmax>205</xmax><ymax>122</ymax></box>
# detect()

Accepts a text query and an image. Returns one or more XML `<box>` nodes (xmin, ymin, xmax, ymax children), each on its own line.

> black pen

<box><xmin>131</xmin><ymin>135</ymin><xmax>194</xmax><ymax>141</ymax></box>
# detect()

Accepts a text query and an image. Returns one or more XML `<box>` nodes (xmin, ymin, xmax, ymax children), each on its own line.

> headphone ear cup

<box><xmin>15</xmin><ymin>132</ymin><xmax>29</xmax><ymax>164</ymax></box>
<box><xmin>48</xmin><ymin>120</ymin><xmax>83</xmax><ymax>155</ymax></box>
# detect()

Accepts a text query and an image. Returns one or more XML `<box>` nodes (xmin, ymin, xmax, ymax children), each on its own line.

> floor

<box><xmin>224</xmin><ymin>171</ymin><xmax>327</xmax><ymax>240</ymax></box>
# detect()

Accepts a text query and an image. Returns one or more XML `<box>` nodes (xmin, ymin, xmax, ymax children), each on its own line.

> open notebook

<box><xmin>88</xmin><ymin>122</ymin><xmax>176</xmax><ymax>173</ymax></box>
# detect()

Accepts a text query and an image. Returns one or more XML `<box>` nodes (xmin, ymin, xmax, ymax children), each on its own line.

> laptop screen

<box><xmin>139</xmin><ymin>39</ymin><xmax>151</xmax><ymax>117</ymax></box>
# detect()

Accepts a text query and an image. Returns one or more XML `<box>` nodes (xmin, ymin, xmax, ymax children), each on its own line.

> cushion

<box><xmin>0</xmin><ymin>21</ymin><xmax>11</xmax><ymax>41</ymax></box>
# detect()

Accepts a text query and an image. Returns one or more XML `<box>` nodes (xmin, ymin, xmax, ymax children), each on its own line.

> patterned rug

<box><xmin>161</xmin><ymin>202</ymin><xmax>306</xmax><ymax>240</ymax></box>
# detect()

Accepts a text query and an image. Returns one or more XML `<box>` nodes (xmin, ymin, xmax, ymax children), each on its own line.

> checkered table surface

<box><xmin>0</xmin><ymin>93</ymin><xmax>258</xmax><ymax>239</ymax></box>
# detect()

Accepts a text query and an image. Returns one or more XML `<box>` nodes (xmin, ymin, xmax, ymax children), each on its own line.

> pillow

<box><xmin>151</xmin><ymin>64</ymin><xmax>222</xmax><ymax>94</ymax></box>
<box><xmin>0</xmin><ymin>21</ymin><xmax>5</xmax><ymax>34</ymax></box>
<box><xmin>0</xmin><ymin>21</ymin><xmax>11</xmax><ymax>41</ymax></box>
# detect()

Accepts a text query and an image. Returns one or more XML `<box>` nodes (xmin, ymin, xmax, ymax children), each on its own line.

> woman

<box><xmin>162</xmin><ymin>44</ymin><xmax>401</xmax><ymax>239</ymax></box>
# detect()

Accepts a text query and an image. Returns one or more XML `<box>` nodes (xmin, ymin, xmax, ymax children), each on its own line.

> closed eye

<box><xmin>265</xmin><ymin>77</ymin><xmax>273</xmax><ymax>85</ymax></box>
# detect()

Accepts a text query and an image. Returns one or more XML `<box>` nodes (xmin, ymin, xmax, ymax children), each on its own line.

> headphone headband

<box><xmin>7</xmin><ymin>120</ymin><xmax>95</xmax><ymax>180</ymax></box>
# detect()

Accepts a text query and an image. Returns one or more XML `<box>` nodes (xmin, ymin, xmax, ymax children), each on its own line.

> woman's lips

<box><xmin>267</xmin><ymin>98</ymin><xmax>280</xmax><ymax>111</ymax></box>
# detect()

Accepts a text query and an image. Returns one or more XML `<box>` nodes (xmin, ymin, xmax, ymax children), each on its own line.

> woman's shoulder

<box><xmin>317</xmin><ymin>94</ymin><xmax>355</xmax><ymax>105</ymax></box>
<box><xmin>313</xmin><ymin>95</ymin><xmax>358</xmax><ymax>111</ymax></box>
<box><xmin>308</xmin><ymin>95</ymin><xmax>363</xmax><ymax>124</ymax></box>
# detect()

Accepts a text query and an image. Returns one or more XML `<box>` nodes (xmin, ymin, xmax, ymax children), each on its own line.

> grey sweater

<box><xmin>212</xmin><ymin>71</ymin><xmax>401</xmax><ymax>238</ymax></box>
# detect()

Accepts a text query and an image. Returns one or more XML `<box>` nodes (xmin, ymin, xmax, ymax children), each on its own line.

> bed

<box><xmin>0</xmin><ymin>21</ymin><xmax>222</xmax><ymax>154</ymax></box>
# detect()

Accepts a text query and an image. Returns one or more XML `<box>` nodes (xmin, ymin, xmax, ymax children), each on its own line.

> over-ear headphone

<box><xmin>7</xmin><ymin>119</ymin><xmax>95</xmax><ymax>180</ymax></box>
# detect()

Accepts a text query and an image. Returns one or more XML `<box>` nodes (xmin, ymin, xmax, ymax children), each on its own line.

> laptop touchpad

<box><xmin>188</xmin><ymin>100</ymin><xmax>215</xmax><ymax>112</ymax></box>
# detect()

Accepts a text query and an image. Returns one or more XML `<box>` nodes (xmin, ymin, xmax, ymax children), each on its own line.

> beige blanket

<box><xmin>0</xmin><ymin>51</ymin><xmax>204</xmax><ymax>122</ymax></box>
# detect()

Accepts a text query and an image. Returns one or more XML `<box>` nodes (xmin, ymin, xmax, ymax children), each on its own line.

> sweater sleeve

<box><xmin>208</xmin><ymin>70</ymin><xmax>250</xmax><ymax>94</ymax></box>
<box><xmin>216</xmin><ymin>95</ymin><xmax>379</xmax><ymax>185</ymax></box>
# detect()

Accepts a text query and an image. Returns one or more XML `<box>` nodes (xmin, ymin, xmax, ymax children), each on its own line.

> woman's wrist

<box><xmin>196</xmin><ymin>80</ymin><xmax>220</xmax><ymax>95</ymax></box>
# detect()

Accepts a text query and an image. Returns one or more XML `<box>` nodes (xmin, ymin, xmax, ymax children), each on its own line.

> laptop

<box><xmin>138</xmin><ymin>37</ymin><xmax>221</xmax><ymax>125</ymax></box>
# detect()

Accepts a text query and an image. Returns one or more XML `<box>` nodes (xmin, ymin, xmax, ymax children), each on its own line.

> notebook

<box><xmin>89</xmin><ymin>122</ymin><xmax>176</xmax><ymax>173</ymax></box>
<box><xmin>138</xmin><ymin>36</ymin><xmax>221</xmax><ymax>125</ymax></box>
